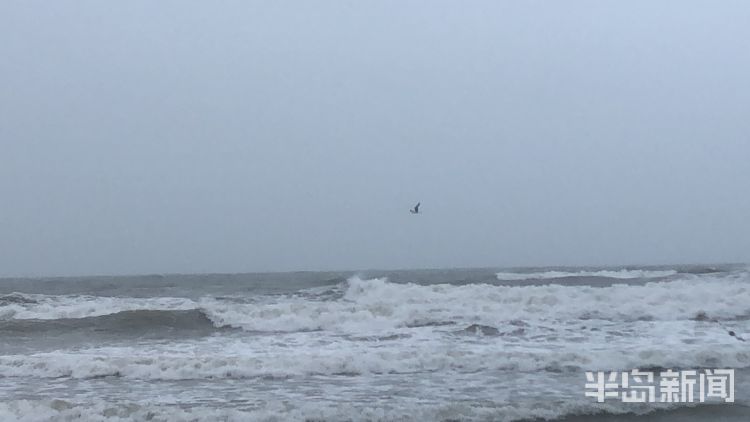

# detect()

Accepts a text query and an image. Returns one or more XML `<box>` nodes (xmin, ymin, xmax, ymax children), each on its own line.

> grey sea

<box><xmin>1</xmin><ymin>265</ymin><xmax>748</xmax><ymax>421</ymax></box>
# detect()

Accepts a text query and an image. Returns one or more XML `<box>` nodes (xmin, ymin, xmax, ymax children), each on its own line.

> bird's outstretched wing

<box><xmin>415</xmin><ymin>202</ymin><xmax>420</xmax><ymax>212</ymax></box>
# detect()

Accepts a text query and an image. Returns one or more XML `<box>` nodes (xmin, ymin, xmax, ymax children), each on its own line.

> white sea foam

<box><xmin>3</xmin><ymin>274</ymin><xmax>749</xmax><ymax>421</ymax></box>
<box><xmin>0</xmin><ymin>294</ymin><xmax>197</xmax><ymax>320</ymax></box>
<box><xmin>495</xmin><ymin>269</ymin><xmax>678</xmax><ymax>281</ymax></box>
<box><xmin>0</xmin><ymin>397</ymin><xmax>658</xmax><ymax>422</ymax></box>
<box><xmin>1</xmin><ymin>324</ymin><xmax>748</xmax><ymax>381</ymax></box>
<box><xmin>3</xmin><ymin>275</ymin><xmax>749</xmax><ymax>333</ymax></box>
<box><xmin>202</xmin><ymin>275</ymin><xmax>750</xmax><ymax>333</ymax></box>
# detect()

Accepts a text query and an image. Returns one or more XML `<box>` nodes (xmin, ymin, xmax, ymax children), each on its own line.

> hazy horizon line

<box><xmin>1</xmin><ymin>261</ymin><xmax>742</xmax><ymax>281</ymax></box>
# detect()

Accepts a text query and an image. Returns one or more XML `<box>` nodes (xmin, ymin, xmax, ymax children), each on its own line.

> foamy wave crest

<box><xmin>2</xmin><ymin>339</ymin><xmax>748</xmax><ymax>380</ymax></box>
<box><xmin>0</xmin><ymin>294</ymin><xmax>197</xmax><ymax>320</ymax></box>
<box><xmin>3</xmin><ymin>275</ymin><xmax>749</xmax><ymax>334</ymax></box>
<box><xmin>0</xmin><ymin>349</ymin><xmax>477</xmax><ymax>380</ymax></box>
<box><xmin>495</xmin><ymin>269</ymin><xmax>678</xmax><ymax>281</ymax></box>
<box><xmin>200</xmin><ymin>275</ymin><xmax>750</xmax><ymax>333</ymax></box>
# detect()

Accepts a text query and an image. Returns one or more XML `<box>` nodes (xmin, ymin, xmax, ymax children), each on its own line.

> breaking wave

<box><xmin>1</xmin><ymin>338</ymin><xmax>748</xmax><ymax>380</ymax></box>
<box><xmin>2</xmin><ymin>274</ymin><xmax>750</xmax><ymax>334</ymax></box>
<box><xmin>0</xmin><ymin>293</ymin><xmax>196</xmax><ymax>320</ymax></box>
<box><xmin>207</xmin><ymin>274</ymin><xmax>750</xmax><ymax>332</ymax></box>
<box><xmin>2</xmin><ymin>272</ymin><xmax>749</xmax><ymax>421</ymax></box>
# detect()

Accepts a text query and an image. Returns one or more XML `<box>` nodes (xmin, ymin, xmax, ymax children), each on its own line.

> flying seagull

<box><xmin>410</xmin><ymin>202</ymin><xmax>421</xmax><ymax>214</ymax></box>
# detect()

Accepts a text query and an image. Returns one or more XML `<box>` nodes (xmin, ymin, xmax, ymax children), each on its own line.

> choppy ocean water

<box><xmin>1</xmin><ymin>265</ymin><xmax>748</xmax><ymax>421</ymax></box>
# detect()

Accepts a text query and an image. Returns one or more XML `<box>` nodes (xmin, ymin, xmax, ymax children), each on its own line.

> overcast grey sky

<box><xmin>1</xmin><ymin>1</ymin><xmax>749</xmax><ymax>277</ymax></box>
